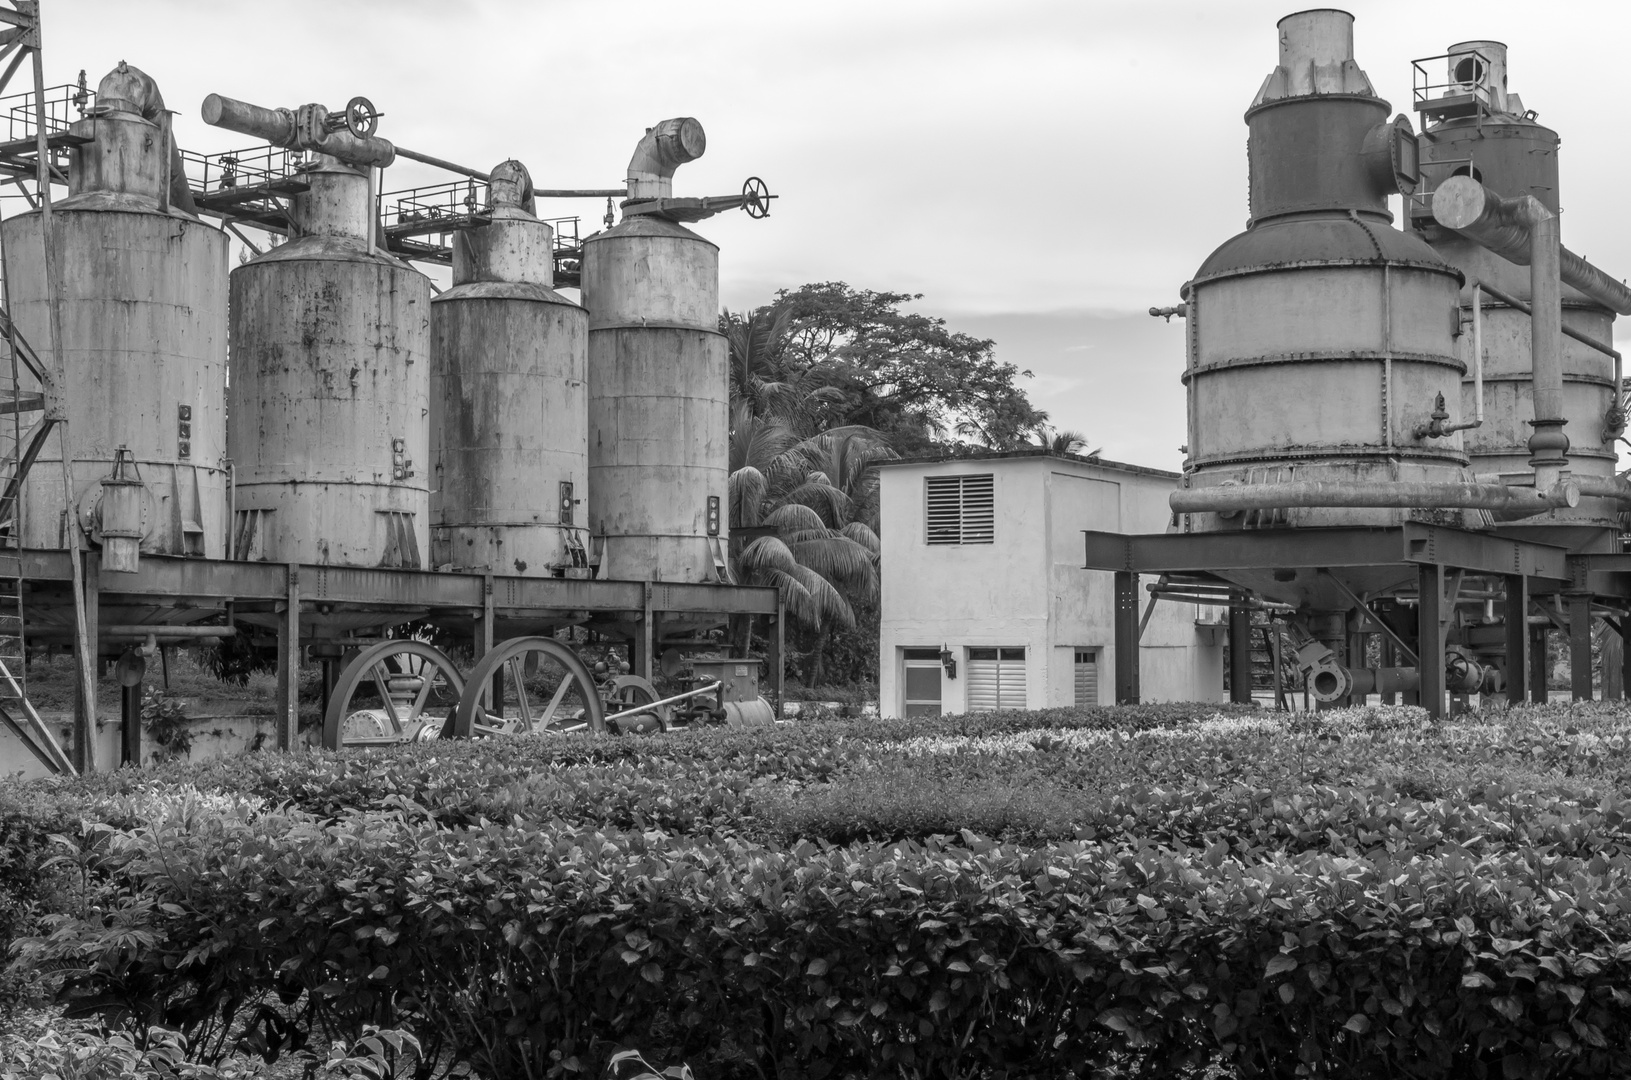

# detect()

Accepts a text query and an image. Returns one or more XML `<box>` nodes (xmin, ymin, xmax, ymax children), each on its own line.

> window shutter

<box><xmin>966</xmin><ymin>647</ymin><xmax>1025</xmax><ymax>711</ymax></box>
<box><xmin>924</xmin><ymin>474</ymin><xmax>995</xmax><ymax>545</ymax></box>
<box><xmin>1073</xmin><ymin>649</ymin><xmax>1098</xmax><ymax>707</ymax></box>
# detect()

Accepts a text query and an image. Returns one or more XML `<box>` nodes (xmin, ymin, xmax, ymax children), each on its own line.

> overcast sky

<box><xmin>44</xmin><ymin>0</ymin><xmax>1631</xmax><ymax>471</ymax></box>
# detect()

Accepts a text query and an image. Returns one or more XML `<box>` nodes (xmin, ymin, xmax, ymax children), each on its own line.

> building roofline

<box><xmin>877</xmin><ymin>448</ymin><xmax>1181</xmax><ymax>480</ymax></box>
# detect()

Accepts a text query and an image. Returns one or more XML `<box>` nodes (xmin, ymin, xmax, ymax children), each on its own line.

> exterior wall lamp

<box><xmin>939</xmin><ymin>645</ymin><xmax>957</xmax><ymax>680</ymax></box>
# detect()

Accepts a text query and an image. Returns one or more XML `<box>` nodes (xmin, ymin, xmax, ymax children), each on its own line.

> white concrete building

<box><xmin>878</xmin><ymin>451</ymin><xmax>1224</xmax><ymax>717</ymax></box>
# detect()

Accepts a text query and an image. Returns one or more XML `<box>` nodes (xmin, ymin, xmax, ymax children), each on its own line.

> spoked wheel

<box><xmin>605</xmin><ymin>674</ymin><xmax>669</xmax><ymax>735</ymax></box>
<box><xmin>450</xmin><ymin>637</ymin><xmax>606</xmax><ymax>739</ymax></box>
<box><xmin>322</xmin><ymin>640</ymin><xmax>465</xmax><ymax>751</ymax></box>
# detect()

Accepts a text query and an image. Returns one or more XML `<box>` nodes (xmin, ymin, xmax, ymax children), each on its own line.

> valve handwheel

<box><xmin>742</xmin><ymin>176</ymin><xmax>772</xmax><ymax>219</ymax></box>
<box><xmin>344</xmin><ymin>96</ymin><xmax>379</xmax><ymax>139</ymax></box>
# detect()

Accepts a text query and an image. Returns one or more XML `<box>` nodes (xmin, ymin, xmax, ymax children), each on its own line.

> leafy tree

<box><xmin>771</xmin><ymin>282</ymin><xmax>1048</xmax><ymax>453</ymax></box>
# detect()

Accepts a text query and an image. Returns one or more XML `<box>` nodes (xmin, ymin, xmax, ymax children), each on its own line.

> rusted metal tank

<box><xmin>429</xmin><ymin>160</ymin><xmax>589</xmax><ymax>575</ymax></box>
<box><xmin>1411</xmin><ymin>42</ymin><xmax>1620</xmax><ymax>551</ymax></box>
<box><xmin>227</xmin><ymin>156</ymin><xmax>430</xmax><ymax>567</ymax></box>
<box><xmin>1176</xmin><ymin>9</ymin><xmax>1470</xmax><ymax>532</ymax></box>
<box><xmin>582</xmin><ymin>119</ymin><xmax>728</xmax><ymax>582</ymax></box>
<box><xmin>1</xmin><ymin>63</ymin><xmax>228</xmax><ymax>564</ymax></box>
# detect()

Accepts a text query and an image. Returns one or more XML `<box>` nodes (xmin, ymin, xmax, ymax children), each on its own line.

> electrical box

<box><xmin>690</xmin><ymin>658</ymin><xmax>761</xmax><ymax>703</ymax></box>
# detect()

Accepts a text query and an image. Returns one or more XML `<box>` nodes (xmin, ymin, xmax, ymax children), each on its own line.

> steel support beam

<box><xmin>1227</xmin><ymin>604</ymin><xmax>1252</xmax><ymax>704</ymax></box>
<box><xmin>635</xmin><ymin>581</ymin><xmax>654</xmax><ymax>679</ymax></box>
<box><xmin>1530</xmin><ymin>625</ymin><xmax>1548</xmax><ymax>704</ymax></box>
<box><xmin>1504</xmin><ymin>574</ymin><xmax>1529</xmax><ymax>705</ymax></box>
<box><xmin>1114</xmin><ymin>571</ymin><xmax>1140</xmax><ymax>704</ymax></box>
<box><xmin>769</xmin><ymin>595</ymin><xmax>785</xmax><ymax>720</ymax></box>
<box><xmin>1418</xmin><ymin>563</ymin><xmax>1446</xmax><ymax>720</ymax></box>
<box><xmin>1623</xmin><ymin>618</ymin><xmax>1631</xmax><ymax>702</ymax></box>
<box><xmin>1083</xmin><ymin>524</ymin><xmax>1568</xmax><ymax>580</ymax></box>
<box><xmin>1567</xmin><ymin>594</ymin><xmax>1594</xmax><ymax>702</ymax></box>
<box><xmin>121</xmin><ymin>678</ymin><xmax>140</xmax><ymax>767</ymax></box>
<box><xmin>276</xmin><ymin>565</ymin><xmax>299</xmax><ymax>751</ymax></box>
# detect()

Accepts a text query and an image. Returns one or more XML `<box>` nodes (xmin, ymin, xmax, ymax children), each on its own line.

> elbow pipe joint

<box><xmin>626</xmin><ymin>117</ymin><xmax>706</xmax><ymax>200</ymax></box>
<box><xmin>488</xmin><ymin>159</ymin><xmax>535</xmax><ymax>216</ymax></box>
<box><xmin>95</xmin><ymin>61</ymin><xmax>166</xmax><ymax>121</ymax></box>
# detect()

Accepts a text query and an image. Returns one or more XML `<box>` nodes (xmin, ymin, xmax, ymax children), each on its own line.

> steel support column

<box><xmin>1567</xmin><ymin>594</ymin><xmax>1594</xmax><ymax>702</ymax></box>
<box><xmin>1530</xmin><ymin>625</ymin><xmax>1548</xmax><ymax>704</ymax></box>
<box><xmin>276</xmin><ymin>564</ymin><xmax>299</xmax><ymax>751</ymax></box>
<box><xmin>1621</xmin><ymin>619</ymin><xmax>1631</xmax><ymax>702</ymax></box>
<box><xmin>1227</xmin><ymin>604</ymin><xmax>1252</xmax><ymax>705</ymax></box>
<box><xmin>769</xmin><ymin>595</ymin><xmax>785</xmax><ymax>720</ymax></box>
<box><xmin>634</xmin><ymin>581</ymin><xmax>653</xmax><ymax>679</ymax></box>
<box><xmin>120</xmin><ymin>678</ymin><xmax>141</xmax><ymax>767</ymax></box>
<box><xmin>1418</xmin><ymin>563</ymin><xmax>1446</xmax><ymax>719</ymax></box>
<box><xmin>1504</xmin><ymin>575</ymin><xmax>1529</xmax><ymax>705</ymax></box>
<box><xmin>1114</xmin><ymin>571</ymin><xmax>1140</xmax><ymax>704</ymax></box>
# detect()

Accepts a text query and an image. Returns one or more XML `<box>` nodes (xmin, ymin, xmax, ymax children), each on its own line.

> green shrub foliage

<box><xmin>6</xmin><ymin>701</ymin><xmax>1631</xmax><ymax>1078</ymax></box>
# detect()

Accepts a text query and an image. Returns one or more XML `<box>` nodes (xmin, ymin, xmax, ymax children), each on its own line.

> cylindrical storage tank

<box><xmin>1178</xmin><ymin>9</ymin><xmax>1472</xmax><ymax>532</ymax></box>
<box><xmin>1412</xmin><ymin>45</ymin><xmax>1618</xmax><ymax>549</ymax></box>
<box><xmin>228</xmin><ymin>156</ymin><xmax>431</xmax><ymax>567</ymax></box>
<box><xmin>1</xmin><ymin>63</ymin><xmax>228</xmax><ymax>563</ymax></box>
<box><xmin>430</xmin><ymin>161</ymin><xmax>589</xmax><ymax>575</ymax></box>
<box><xmin>582</xmin><ymin>214</ymin><xmax>728</xmax><ymax>581</ymax></box>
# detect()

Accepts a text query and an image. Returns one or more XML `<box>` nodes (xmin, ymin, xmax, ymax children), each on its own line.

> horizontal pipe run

<box><xmin>1570</xmin><ymin>475</ymin><xmax>1631</xmax><ymax>504</ymax></box>
<box><xmin>1434</xmin><ymin>176</ymin><xmax>1631</xmax><ymax>315</ymax></box>
<box><xmin>1171</xmin><ymin>479</ymin><xmax>1579</xmax><ymax>515</ymax></box>
<box><xmin>603</xmin><ymin>681</ymin><xmax>722</xmax><ymax>723</ymax></box>
<box><xmin>1474</xmin><ymin>280</ymin><xmax>1621</xmax><ymax>360</ymax></box>
<box><xmin>101</xmin><ymin>625</ymin><xmax>236</xmax><ymax>638</ymax></box>
<box><xmin>393</xmin><ymin>146</ymin><xmax>489</xmax><ymax>181</ymax></box>
<box><xmin>534</xmin><ymin>188</ymin><xmax>628</xmax><ymax>198</ymax></box>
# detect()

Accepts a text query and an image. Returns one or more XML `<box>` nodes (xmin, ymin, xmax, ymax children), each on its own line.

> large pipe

<box><xmin>626</xmin><ymin>117</ymin><xmax>705</xmax><ymax>200</ymax></box>
<box><xmin>1432</xmin><ymin>175</ymin><xmax>1572</xmax><ymax>489</ymax></box>
<box><xmin>1170</xmin><ymin>478</ymin><xmax>1579</xmax><ymax>515</ymax></box>
<box><xmin>1432</xmin><ymin>175</ymin><xmax>1631</xmax><ymax>315</ymax></box>
<box><xmin>201</xmin><ymin>92</ymin><xmax>396</xmax><ymax>169</ymax></box>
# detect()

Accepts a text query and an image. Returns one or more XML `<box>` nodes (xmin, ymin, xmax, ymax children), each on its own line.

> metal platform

<box><xmin>1082</xmin><ymin>523</ymin><xmax>1627</xmax><ymax>717</ymax></box>
<box><xmin>14</xmin><ymin>552</ymin><xmax>782</xmax><ymax>754</ymax></box>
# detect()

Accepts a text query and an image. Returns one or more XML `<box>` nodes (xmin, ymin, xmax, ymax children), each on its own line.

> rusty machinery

<box><xmin>0</xmin><ymin>67</ymin><xmax>783</xmax><ymax>771</ymax></box>
<box><xmin>1098</xmin><ymin>10</ymin><xmax>1631</xmax><ymax>716</ymax></box>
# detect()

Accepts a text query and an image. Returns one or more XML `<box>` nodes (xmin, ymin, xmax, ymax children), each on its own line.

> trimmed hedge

<box><xmin>8</xmin><ymin>702</ymin><xmax>1631</xmax><ymax>1078</ymax></box>
<box><xmin>20</xmin><ymin>799</ymin><xmax>1631</xmax><ymax>1079</ymax></box>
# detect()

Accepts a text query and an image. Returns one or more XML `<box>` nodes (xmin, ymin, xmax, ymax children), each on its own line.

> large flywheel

<box><xmin>450</xmin><ymin>637</ymin><xmax>606</xmax><ymax>738</ymax></box>
<box><xmin>321</xmin><ymin>640</ymin><xmax>465</xmax><ymax>750</ymax></box>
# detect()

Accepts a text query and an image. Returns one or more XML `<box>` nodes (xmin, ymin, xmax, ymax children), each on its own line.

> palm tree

<box><xmin>723</xmin><ymin>304</ymin><xmax>843</xmax><ymax>431</ymax></box>
<box><xmin>1034</xmin><ymin>425</ymin><xmax>1100</xmax><ymax>457</ymax></box>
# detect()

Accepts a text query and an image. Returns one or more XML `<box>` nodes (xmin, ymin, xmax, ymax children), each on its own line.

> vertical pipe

<box><xmin>1417</xmin><ymin>563</ymin><xmax>1446</xmax><ymax>720</ymax></box>
<box><xmin>1504</xmin><ymin>574</ymin><xmax>1529</xmax><ymax>705</ymax></box>
<box><xmin>1114</xmin><ymin>571</ymin><xmax>1141</xmax><ymax>704</ymax></box>
<box><xmin>1472</xmin><ymin>285</ymin><xmax>1484</xmax><ymax>424</ymax></box>
<box><xmin>1227</xmin><ymin>604</ymin><xmax>1252</xmax><ymax>704</ymax></box>
<box><xmin>276</xmin><ymin>564</ymin><xmax>299</xmax><ymax>751</ymax></box>
<box><xmin>1528</xmin><ymin>213</ymin><xmax>1569</xmax><ymax>489</ymax></box>
<box><xmin>1567</xmin><ymin>595</ymin><xmax>1593</xmax><ymax>702</ymax></box>
<box><xmin>1529</xmin><ymin>625</ymin><xmax>1549</xmax><ymax>704</ymax></box>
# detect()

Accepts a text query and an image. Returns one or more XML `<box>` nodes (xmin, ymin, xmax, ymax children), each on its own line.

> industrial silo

<box><xmin>582</xmin><ymin>119</ymin><xmax>729</xmax><ymax>583</ymax></box>
<box><xmin>219</xmin><ymin>120</ymin><xmax>431</xmax><ymax>568</ymax></box>
<box><xmin>1172</xmin><ymin>10</ymin><xmax>1484</xmax><ymax>532</ymax></box>
<box><xmin>1411</xmin><ymin>42</ymin><xmax>1628</xmax><ymax>550</ymax></box>
<box><xmin>2</xmin><ymin>62</ymin><xmax>228</xmax><ymax>568</ymax></box>
<box><xmin>429</xmin><ymin>160</ymin><xmax>589</xmax><ymax>575</ymax></box>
